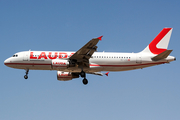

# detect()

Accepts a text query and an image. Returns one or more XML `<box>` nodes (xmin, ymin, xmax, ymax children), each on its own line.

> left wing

<box><xmin>87</xmin><ymin>72</ymin><xmax>109</xmax><ymax>76</ymax></box>
<box><xmin>69</xmin><ymin>36</ymin><xmax>103</xmax><ymax>68</ymax></box>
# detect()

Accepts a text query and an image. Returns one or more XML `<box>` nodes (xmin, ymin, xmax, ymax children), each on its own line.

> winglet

<box><xmin>105</xmin><ymin>72</ymin><xmax>109</xmax><ymax>76</ymax></box>
<box><xmin>97</xmin><ymin>36</ymin><xmax>103</xmax><ymax>41</ymax></box>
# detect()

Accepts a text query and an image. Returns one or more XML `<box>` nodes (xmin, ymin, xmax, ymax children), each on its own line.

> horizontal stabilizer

<box><xmin>151</xmin><ymin>50</ymin><xmax>173</xmax><ymax>61</ymax></box>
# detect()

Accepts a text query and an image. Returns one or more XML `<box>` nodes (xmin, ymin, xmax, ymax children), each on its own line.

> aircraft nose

<box><xmin>4</xmin><ymin>58</ymin><xmax>10</xmax><ymax>66</ymax></box>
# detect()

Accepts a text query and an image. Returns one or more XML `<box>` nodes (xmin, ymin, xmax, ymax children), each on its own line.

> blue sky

<box><xmin>0</xmin><ymin>0</ymin><xmax>180</xmax><ymax>120</ymax></box>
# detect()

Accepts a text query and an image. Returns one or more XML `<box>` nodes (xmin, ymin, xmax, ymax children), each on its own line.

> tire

<box><xmin>82</xmin><ymin>78</ymin><xmax>88</xmax><ymax>85</ymax></box>
<box><xmin>24</xmin><ymin>75</ymin><xmax>28</xmax><ymax>79</ymax></box>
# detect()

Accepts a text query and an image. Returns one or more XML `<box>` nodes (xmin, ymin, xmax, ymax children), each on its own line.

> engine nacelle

<box><xmin>57</xmin><ymin>71</ymin><xmax>79</xmax><ymax>81</ymax></box>
<box><xmin>52</xmin><ymin>60</ymin><xmax>69</xmax><ymax>69</ymax></box>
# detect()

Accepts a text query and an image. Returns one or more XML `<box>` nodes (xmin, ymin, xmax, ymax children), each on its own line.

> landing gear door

<box><xmin>23</xmin><ymin>52</ymin><xmax>28</xmax><ymax>61</ymax></box>
<box><xmin>136</xmin><ymin>54</ymin><xmax>142</xmax><ymax>64</ymax></box>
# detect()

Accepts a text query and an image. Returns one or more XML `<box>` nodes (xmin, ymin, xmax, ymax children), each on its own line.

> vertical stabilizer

<box><xmin>140</xmin><ymin>28</ymin><xmax>173</xmax><ymax>55</ymax></box>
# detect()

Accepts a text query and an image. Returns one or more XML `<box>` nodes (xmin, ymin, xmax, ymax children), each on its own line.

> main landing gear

<box><xmin>80</xmin><ymin>71</ymin><xmax>88</xmax><ymax>85</ymax></box>
<box><xmin>24</xmin><ymin>69</ymin><xmax>29</xmax><ymax>79</ymax></box>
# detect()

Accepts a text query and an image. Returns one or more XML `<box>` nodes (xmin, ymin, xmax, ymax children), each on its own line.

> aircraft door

<box><xmin>23</xmin><ymin>52</ymin><xmax>28</xmax><ymax>61</ymax></box>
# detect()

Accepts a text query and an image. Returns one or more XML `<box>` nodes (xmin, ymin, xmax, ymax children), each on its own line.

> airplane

<box><xmin>4</xmin><ymin>28</ymin><xmax>176</xmax><ymax>85</ymax></box>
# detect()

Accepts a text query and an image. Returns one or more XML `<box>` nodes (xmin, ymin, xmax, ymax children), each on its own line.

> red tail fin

<box><xmin>140</xmin><ymin>28</ymin><xmax>173</xmax><ymax>54</ymax></box>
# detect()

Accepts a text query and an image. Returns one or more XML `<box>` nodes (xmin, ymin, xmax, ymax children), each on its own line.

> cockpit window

<box><xmin>12</xmin><ymin>54</ymin><xmax>18</xmax><ymax>57</ymax></box>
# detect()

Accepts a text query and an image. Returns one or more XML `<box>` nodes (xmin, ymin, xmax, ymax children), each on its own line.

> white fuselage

<box><xmin>4</xmin><ymin>51</ymin><xmax>175</xmax><ymax>73</ymax></box>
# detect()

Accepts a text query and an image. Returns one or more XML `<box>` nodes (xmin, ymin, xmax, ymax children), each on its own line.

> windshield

<box><xmin>12</xmin><ymin>54</ymin><xmax>18</xmax><ymax>57</ymax></box>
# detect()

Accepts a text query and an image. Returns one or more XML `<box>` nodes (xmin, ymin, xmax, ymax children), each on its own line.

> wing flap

<box><xmin>87</xmin><ymin>72</ymin><xmax>103</xmax><ymax>76</ymax></box>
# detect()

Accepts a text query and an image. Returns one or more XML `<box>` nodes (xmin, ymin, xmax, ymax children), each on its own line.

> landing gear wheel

<box><xmin>24</xmin><ymin>69</ymin><xmax>29</xmax><ymax>79</ymax></box>
<box><xmin>82</xmin><ymin>78</ymin><xmax>88</xmax><ymax>85</ymax></box>
<box><xmin>24</xmin><ymin>75</ymin><xmax>28</xmax><ymax>79</ymax></box>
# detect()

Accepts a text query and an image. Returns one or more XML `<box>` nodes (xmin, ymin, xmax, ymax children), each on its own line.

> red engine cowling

<box><xmin>57</xmin><ymin>71</ymin><xmax>79</xmax><ymax>81</ymax></box>
<box><xmin>52</xmin><ymin>60</ymin><xmax>69</xmax><ymax>69</ymax></box>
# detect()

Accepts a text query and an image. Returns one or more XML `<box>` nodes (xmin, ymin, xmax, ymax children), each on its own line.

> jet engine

<box><xmin>57</xmin><ymin>71</ymin><xmax>79</xmax><ymax>81</ymax></box>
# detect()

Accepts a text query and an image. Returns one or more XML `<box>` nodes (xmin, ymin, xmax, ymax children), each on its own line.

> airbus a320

<box><xmin>4</xmin><ymin>28</ymin><xmax>176</xmax><ymax>85</ymax></box>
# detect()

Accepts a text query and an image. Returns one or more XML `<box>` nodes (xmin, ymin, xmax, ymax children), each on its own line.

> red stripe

<box><xmin>4</xmin><ymin>63</ymin><xmax>51</xmax><ymax>66</ymax></box>
<box><xmin>5</xmin><ymin>63</ymin><xmax>67</xmax><ymax>67</ymax></box>
<box><xmin>5</xmin><ymin>62</ymin><xmax>167</xmax><ymax>67</ymax></box>
<box><xmin>90</xmin><ymin>62</ymin><xmax>166</xmax><ymax>67</ymax></box>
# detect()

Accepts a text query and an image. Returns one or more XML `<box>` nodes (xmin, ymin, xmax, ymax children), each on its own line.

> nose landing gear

<box><xmin>24</xmin><ymin>69</ymin><xmax>29</xmax><ymax>79</ymax></box>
